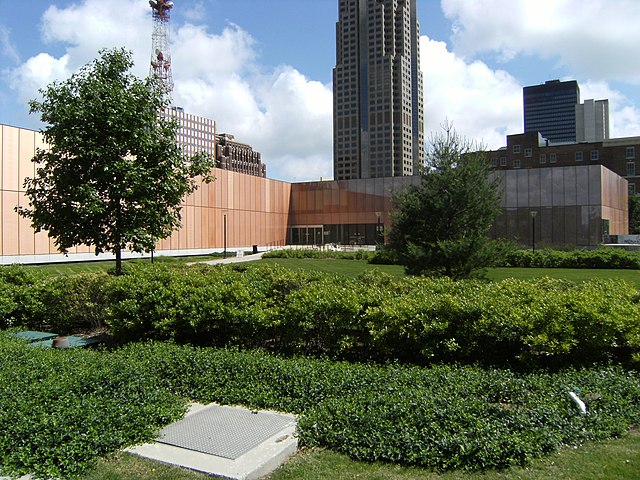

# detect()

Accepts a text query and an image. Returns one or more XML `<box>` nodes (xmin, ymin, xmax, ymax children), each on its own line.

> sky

<box><xmin>1</xmin><ymin>0</ymin><xmax>640</xmax><ymax>182</ymax></box>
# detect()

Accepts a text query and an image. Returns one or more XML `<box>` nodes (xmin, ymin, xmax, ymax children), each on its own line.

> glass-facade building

<box><xmin>333</xmin><ymin>0</ymin><xmax>425</xmax><ymax>180</ymax></box>
<box><xmin>524</xmin><ymin>80</ymin><xmax>580</xmax><ymax>144</ymax></box>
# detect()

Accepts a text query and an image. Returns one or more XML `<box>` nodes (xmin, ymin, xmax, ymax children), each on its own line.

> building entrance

<box><xmin>289</xmin><ymin>226</ymin><xmax>324</xmax><ymax>245</ymax></box>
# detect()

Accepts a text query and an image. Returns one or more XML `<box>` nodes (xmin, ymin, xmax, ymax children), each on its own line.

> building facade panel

<box><xmin>2</xmin><ymin>127</ymin><xmax>19</xmax><ymax>192</ymax></box>
<box><xmin>3</xmin><ymin>191</ymin><xmax>19</xmax><ymax>256</ymax></box>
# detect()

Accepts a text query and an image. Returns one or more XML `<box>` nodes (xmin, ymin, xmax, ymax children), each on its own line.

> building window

<box><xmin>539</xmin><ymin>153</ymin><xmax>547</xmax><ymax>164</ymax></box>
<box><xmin>491</xmin><ymin>158</ymin><xmax>497</xmax><ymax>167</ymax></box>
<box><xmin>513</xmin><ymin>145</ymin><xmax>521</xmax><ymax>154</ymax></box>
<box><xmin>499</xmin><ymin>156</ymin><xmax>507</xmax><ymax>167</ymax></box>
<box><xmin>524</xmin><ymin>148</ymin><xmax>532</xmax><ymax>158</ymax></box>
<box><xmin>550</xmin><ymin>153</ymin><xmax>557</xmax><ymax>163</ymax></box>
<box><xmin>626</xmin><ymin>146</ymin><xmax>636</xmax><ymax>159</ymax></box>
<box><xmin>575</xmin><ymin>151</ymin><xmax>583</xmax><ymax>161</ymax></box>
<box><xmin>591</xmin><ymin>150</ymin><xmax>599</xmax><ymax>161</ymax></box>
<box><xmin>513</xmin><ymin>159</ymin><xmax>521</xmax><ymax>169</ymax></box>
<box><xmin>627</xmin><ymin>162</ymin><xmax>636</xmax><ymax>177</ymax></box>
<box><xmin>630</xmin><ymin>183</ymin><xmax>636</xmax><ymax>196</ymax></box>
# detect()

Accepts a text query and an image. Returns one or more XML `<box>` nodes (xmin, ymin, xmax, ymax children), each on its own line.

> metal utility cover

<box><xmin>12</xmin><ymin>331</ymin><xmax>59</xmax><ymax>342</ymax></box>
<box><xmin>157</xmin><ymin>404</ymin><xmax>296</xmax><ymax>460</ymax></box>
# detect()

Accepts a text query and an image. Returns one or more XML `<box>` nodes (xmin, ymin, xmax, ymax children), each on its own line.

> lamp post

<box><xmin>530</xmin><ymin>210</ymin><xmax>537</xmax><ymax>253</ymax></box>
<box><xmin>375</xmin><ymin>211</ymin><xmax>382</xmax><ymax>245</ymax></box>
<box><xmin>223</xmin><ymin>212</ymin><xmax>228</xmax><ymax>259</ymax></box>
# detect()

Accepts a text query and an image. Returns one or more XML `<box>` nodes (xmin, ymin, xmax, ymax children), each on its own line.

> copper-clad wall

<box><xmin>0</xmin><ymin>124</ymin><xmax>290</xmax><ymax>262</ymax></box>
<box><xmin>0</xmin><ymin>123</ymin><xmax>631</xmax><ymax>263</ymax></box>
<box><xmin>157</xmin><ymin>168</ymin><xmax>291</xmax><ymax>251</ymax></box>
<box><xmin>289</xmin><ymin>176</ymin><xmax>420</xmax><ymax>237</ymax></box>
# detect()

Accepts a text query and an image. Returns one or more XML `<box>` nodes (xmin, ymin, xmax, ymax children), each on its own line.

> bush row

<box><xmin>1</xmin><ymin>337</ymin><xmax>639</xmax><ymax>477</ymax></box>
<box><xmin>0</xmin><ymin>336</ymin><xmax>185</xmax><ymax>479</ymax></box>
<box><xmin>1</xmin><ymin>263</ymin><xmax>639</xmax><ymax>367</ymax></box>
<box><xmin>503</xmin><ymin>247</ymin><xmax>640</xmax><ymax>269</ymax></box>
<box><xmin>262</xmin><ymin>248</ymin><xmax>373</xmax><ymax>260</ymax></box>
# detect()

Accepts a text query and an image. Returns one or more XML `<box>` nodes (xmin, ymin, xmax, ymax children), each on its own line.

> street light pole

<box><xmin>375</xmin><ymin>211</ymin><xmax>382</xmax><ymax>245</ymax></box>
<box><xmin>223</xmin><ymin>212</ymin><xmax>228</xmax><ymax>259</ymax></box>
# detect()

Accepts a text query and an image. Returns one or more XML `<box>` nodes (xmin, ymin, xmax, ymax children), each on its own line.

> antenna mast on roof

<box><xmin>149</xmin><ymin>0</ymin><xmax>174</xmax><ymax>94</ymax></box>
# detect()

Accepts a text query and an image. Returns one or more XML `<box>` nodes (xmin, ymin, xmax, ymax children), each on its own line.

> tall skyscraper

<box><xmin>523</xmin><ymin>80</ymin><xmax>580</xmax><ymax>143</ymax></box>
<box><xmin>333</xmin><ymin>0</ymin><xmax>425</xmax><ymax>180</ymax></box>
<box><xmin>576</xmin><ymin>99</ymin><xmax>610</xmax><ymax>143</ymax></box>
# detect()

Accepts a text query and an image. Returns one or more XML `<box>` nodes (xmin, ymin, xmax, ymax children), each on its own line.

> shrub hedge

<box><xmin>503</xmin><ymin>247</ymin><xmax>640</xmax><ymax>269</ymax></box>
<box><xmin>262</xmin><ymin>248</ymin><xmax>373</xmax><ymax>260</ymax></box>
<box><xmin>1</xmin><ymin>337</ymin><xmax>639</xmax><ymax>477</ymax></box>
<box><xmin>0</xmin><ymin>263</ymin><xmax>639</xmax><ymax>367</ymax></box>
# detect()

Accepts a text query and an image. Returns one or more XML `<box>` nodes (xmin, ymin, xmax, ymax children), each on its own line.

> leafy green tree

<box><xmin>629</xmin><ymin>194</ymin><xmax>640</xmax><ymax>235</ymax></box>
<box><xmin>17</xmin><ymin>48</ymin><xmax>214</xmax><ymax>275</ymax></box>
<box><xmin>388</xmin><ymin>124</ymin><xmax>502</xmax><ymax>278</ymax></box>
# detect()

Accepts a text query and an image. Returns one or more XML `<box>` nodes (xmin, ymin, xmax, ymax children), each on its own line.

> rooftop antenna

<box><xmin>149</xmin><ymin>0</ymin><xmax>174</xmax><ymax>94</ymax></box>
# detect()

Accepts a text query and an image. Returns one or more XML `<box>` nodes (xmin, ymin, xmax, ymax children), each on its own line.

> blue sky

<box><xmin>1</xmin><ymin>0</ymin><xmax>639</xmax><ymax>181</ymax></box>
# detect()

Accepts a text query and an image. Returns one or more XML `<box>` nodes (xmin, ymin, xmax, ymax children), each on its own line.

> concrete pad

<box><xmin>126</xmin><ymin>403</ymin><xmax>297</xmax><ymax>480</ymax></box>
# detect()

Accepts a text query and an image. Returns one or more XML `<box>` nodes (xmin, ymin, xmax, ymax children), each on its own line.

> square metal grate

<box><xmin>157</xmin><ymin>405</ymin><xmax>296</xmax><ymax>460</ymax></box>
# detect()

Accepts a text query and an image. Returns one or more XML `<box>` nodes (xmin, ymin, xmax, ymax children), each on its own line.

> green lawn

<box><xmin>84</xmin><ymin>431</ymin><xmax>640</xmax><ymax>480</ymax></box>
<box><xmin>270</xmin><ymin>431</ymin><xmax>640</xmax><ymax>480</ymax></box>
<box><xmin>485</xmin><ymin>267</ymin><xmax>640</xmax><ymax>289</ymax></box>
<box><xmin>259</xmin><ymin>257</ymin><xmax>640</xmax><ymax>287</ymax></box>
<box><xmin>21</xmin><ymin>254</ymin><xmax>225</xmax><ymax>276</ymax></box>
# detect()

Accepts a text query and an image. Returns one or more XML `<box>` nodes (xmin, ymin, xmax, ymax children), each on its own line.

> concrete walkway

<box><xmin>188</xmin><ymin>252</ymin><xmax>266</xmax><ymax>266</ymax></box>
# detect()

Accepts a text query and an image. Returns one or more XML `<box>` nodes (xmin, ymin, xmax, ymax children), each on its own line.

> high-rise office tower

<box><xmin>333</xmin><ymin>0</ymin><xmax>425</xmax><ymax>180</ymax></box>
<box><xmin>523</xmin><ymin>80</ymin><xmax>580</xmax><ymax>143</ymax></box>
<box><xmin>576</xmin><ymin>99</ymin><xmax>610</xmax><ymax>143</ymax></box>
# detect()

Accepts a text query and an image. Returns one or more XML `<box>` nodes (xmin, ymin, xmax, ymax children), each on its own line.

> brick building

<box><xmin>215</xmin><ymin>133</ymin><xmax>266</xmax><ymax>178</ymax></box>
<box><xmin>487</xmin><ymin>132</ymin><xmax>640</xmax><ymax>195</ymax></box>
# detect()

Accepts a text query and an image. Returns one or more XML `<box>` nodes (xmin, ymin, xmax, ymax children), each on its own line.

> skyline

<box><xmin>0</xmin><ymin>0</ymin><xmax>639</xmax><ymax>182</ymax></box>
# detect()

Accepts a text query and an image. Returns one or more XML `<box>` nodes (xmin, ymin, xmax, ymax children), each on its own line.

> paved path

<box><xmin>189</xmin><ymin>252</ymin><xmax>266</xmax><ymax>266</ymax></box>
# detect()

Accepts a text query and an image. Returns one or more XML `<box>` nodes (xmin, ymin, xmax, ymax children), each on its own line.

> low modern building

<box><xmin>490</xmin><ymin>166</ymin><xmax>627</xmax><ymax>247</ymax></box>
<box><xmin>0</xmin><ymin>123</ymin><xmax>629</xmax><ymax>264</ymax></box>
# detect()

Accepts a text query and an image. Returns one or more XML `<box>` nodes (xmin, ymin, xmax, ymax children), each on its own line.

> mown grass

<box><xmin>260</xmin><ymin>257</ymin><xmax>640</xmax><ymax>287</ymax></box>
<box><xmin>84</xmin><ymin>431</ymin><xmax>640</xmax><ymax>480</ymax></box>
<box><xmin>270</xmin><ymin>431</ymin><xmax>640</xmax><ymax>480</ymax></box>
<box><xmin>485</xmin><ymin>267</ymin><xmax>640</xmax><ymax>289</ymax></box>
<box><xmin>21</xmin><ymin>254</ymin><xmax>225</xmax><ymax>276</ymax></box>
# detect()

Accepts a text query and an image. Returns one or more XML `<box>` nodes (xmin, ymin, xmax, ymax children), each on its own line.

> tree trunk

<box><xmin>115</xmin><ymin>247</ymin><xmax>122</xmax><ymax>276</ymax></box>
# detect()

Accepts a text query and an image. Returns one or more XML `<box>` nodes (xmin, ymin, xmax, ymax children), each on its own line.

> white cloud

<box><xmin>169</xmin><ymin>23</ymin><xmax>333</xmax><ymax>181</ymax></box>
<box><xmin>40</xmin><ymin>0</ymin><xmax>150</xmax><ymax>76</ymax></box>
<box><xmin>8</xmin><ymin>53</ymin><xmax>71</xmax><ymax>103</ymax></box>
<box><xmin>5</xmin><ymin>0</ymin><xmax>333</xmax><ymax>181</ymax></box>
<box><xmin>172</xmin><ymin>24</ymin><xmax>256</xmax><ymax>79</ymax></box>
<box><xmin>0</xmin><ymin>25</ymin><xmax>20</xmax><ymax>64</ymax></box>
<box><xmin>421</xmin><ymin>36</ymin><xmax>522</xmax><ymax>149</ymax></box>
<box><xmin>442</xmin><ymin>0</ymin><xmax>640</xmax><ymax>83</ymax></box>
<box><xmin>6</xmin><ymin>0</ymin><xmax>150</xmax><ymax>105</ymax></box>
<box><xmin>182</xmin><ymin>2</ymin><xmax>206</xmax><ymax>22</ymax></box>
